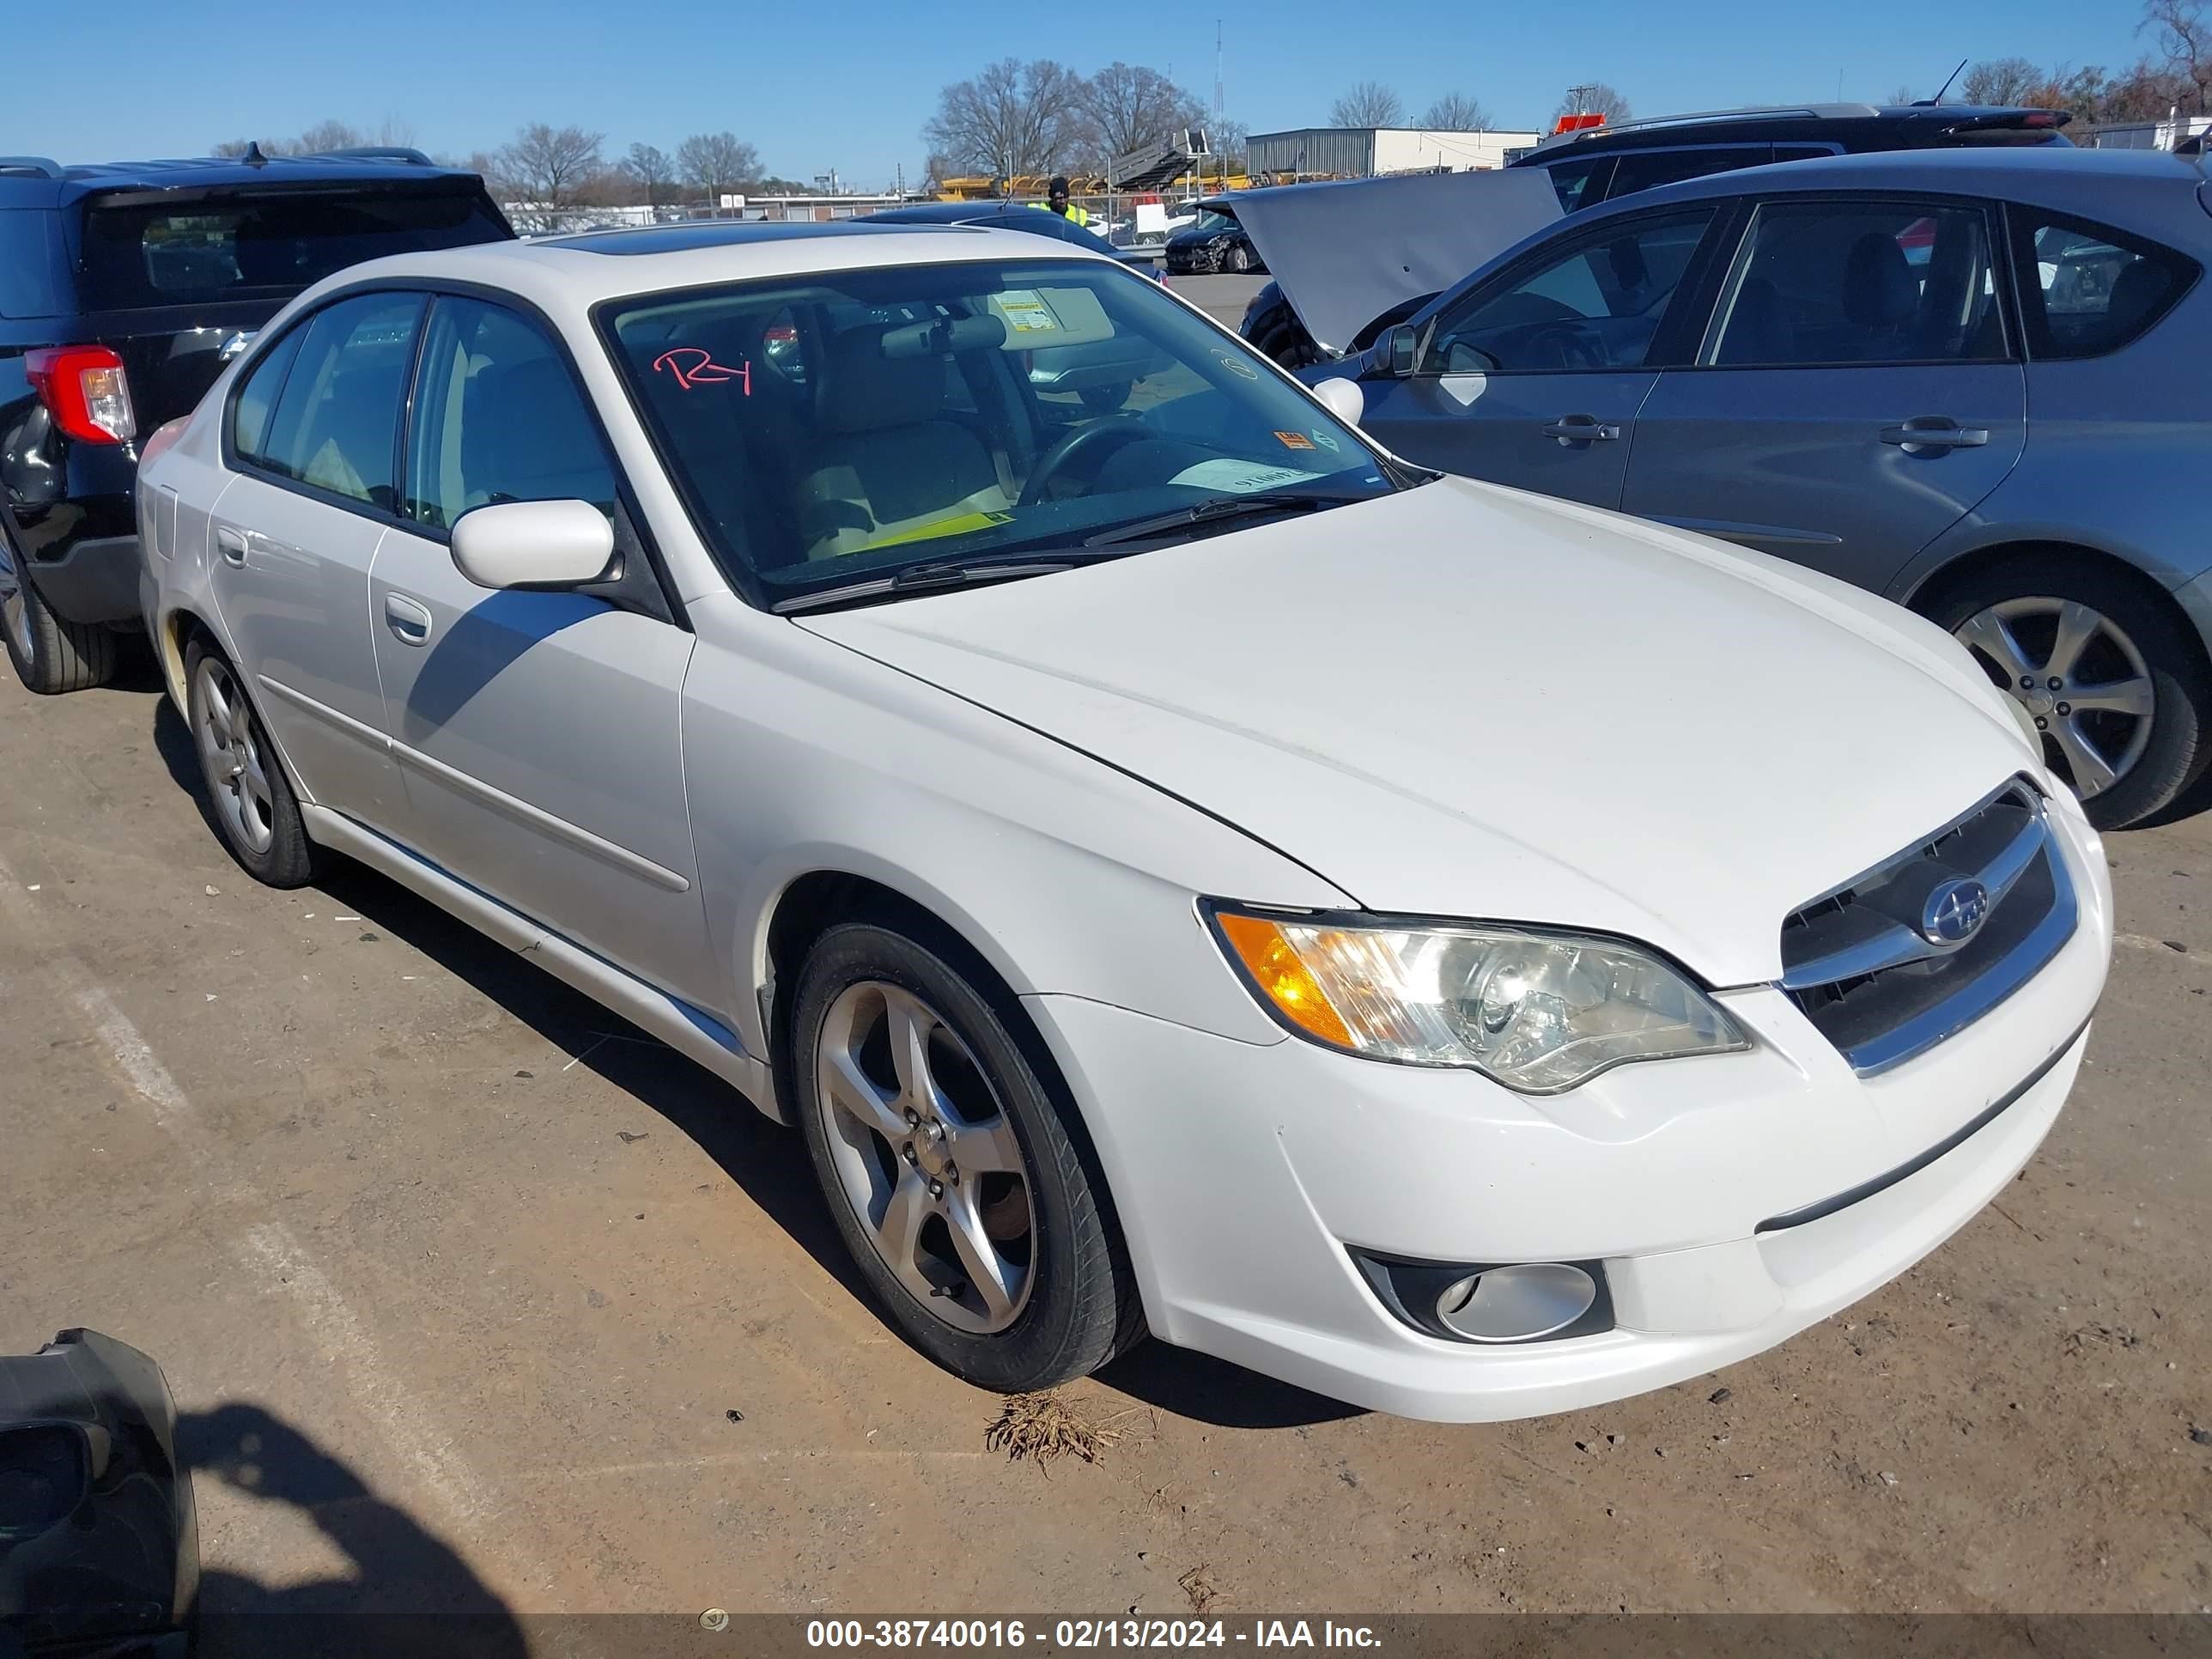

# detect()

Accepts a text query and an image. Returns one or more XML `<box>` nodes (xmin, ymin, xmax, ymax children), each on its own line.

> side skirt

<box><xmin>300</xmin><ymin>804</ymin><xmax>782</xmax><ymax>1120</ymax></box>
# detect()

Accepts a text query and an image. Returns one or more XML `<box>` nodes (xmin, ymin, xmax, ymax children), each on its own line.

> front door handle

<box><xmin>214</xmin><ymin>525</ymin><xmax>248</xmax><ymax>566</ymax></box>
<box><xmin>1880</xmin><ymin>418</ymin><xmax>1990</xmax><ymax>453</ymax></box>
<box><xmin>1540</xmin><ymin>416</ymin><xmax>1621</xmax><ymax>446</ymax></box>
<box><xmin>384</xmin><ymin>592</ymin><xmax>433</xmax><ymax>646</ymax></box>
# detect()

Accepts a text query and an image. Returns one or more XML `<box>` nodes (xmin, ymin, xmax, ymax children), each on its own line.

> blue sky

<box><xmin>13</xmin><ymin>0</ymin><xmax>2153</xmax><ymax>188</ymax></box>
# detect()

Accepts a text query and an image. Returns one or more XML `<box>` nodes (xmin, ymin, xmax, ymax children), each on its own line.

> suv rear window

<box><xmin>75</xmin><ymin>187</ymin><xmax>507</xmax><ymax>310</ymax></box>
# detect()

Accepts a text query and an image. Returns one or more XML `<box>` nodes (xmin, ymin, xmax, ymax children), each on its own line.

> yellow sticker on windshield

<box><xmin>995</xmin><ymin>290</ymin><xmax>1065</xmax><ymax>334</ymax></box>
<box><xmin>864</xmin><ymin>509</ymin><xmax>1017</xmax><ymax>550</ymax></box>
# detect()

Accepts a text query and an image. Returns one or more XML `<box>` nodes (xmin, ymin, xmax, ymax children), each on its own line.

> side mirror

<box><xmin>1310</xmin><ymin>376</ymin><xmax>1364</xmax><ymax>428</ymax></box>
<box><xmin>1382</xmin><ymin>324</ymin><xmax>1420</xmax><ymax>379</ymax></box>
<box><xmin>450</xmin><ymin>500</ymin><xmax>615</xmax><ymax>592</ymax></box>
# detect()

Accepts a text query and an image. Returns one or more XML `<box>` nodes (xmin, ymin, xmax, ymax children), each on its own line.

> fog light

<box><xmin>1352</xmin><ymin>1250</ymin><xmax>1613</xmax><ymax>1345</ymax></box>
<box><xmin>1434</xmin><ymin>1263</ymin><xmax>1599</xmax><ymax>1343</ymax></box>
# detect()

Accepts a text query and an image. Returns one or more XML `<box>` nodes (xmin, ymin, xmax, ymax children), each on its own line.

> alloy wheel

<box><xmin>191</xmin><ymin>655</ymin><xmax>277</xmax><ymax>855</ymax></box>
<box><xmin>1954</xmin><ymin>596</ymin><xmax>2154</xmax><ymax>801</ymax></box>
<box><xmin>812</xmin><ymin>980</ymin><xmax>1035</xmax><ymax>1334</ymax></box>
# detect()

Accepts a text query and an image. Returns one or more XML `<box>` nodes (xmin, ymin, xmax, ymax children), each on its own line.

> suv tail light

<box><xmin>25</xmin><ymin>345</ymin><xmax>137</xmax><ymax>445</ymax></box>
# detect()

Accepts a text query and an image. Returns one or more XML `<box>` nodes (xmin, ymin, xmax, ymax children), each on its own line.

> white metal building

<box><xmin>1246</xmin><ymin>126</ymin><xmax>1544</xmax><ymax>179</ymax></box>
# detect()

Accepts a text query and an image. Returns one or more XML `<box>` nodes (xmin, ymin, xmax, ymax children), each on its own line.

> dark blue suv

<box><xmin>2</xmin><ymin>149</ymin><xmax>510</xmax><ymax>692</ymax></box>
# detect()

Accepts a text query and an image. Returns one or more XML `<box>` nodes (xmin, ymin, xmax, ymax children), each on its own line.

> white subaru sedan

<box><xmin>136</xmin><ymin>222</ymin><xmax>2112</xmax><ymax>1421</ymax></box>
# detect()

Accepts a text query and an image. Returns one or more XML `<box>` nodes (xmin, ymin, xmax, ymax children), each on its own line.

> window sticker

<box><xmin>1273</xmin><ymin>430</ymin><xmax>1316</xmax><ymax>451</ymax></box>
<box><xmin>994</xmin><ymin>290</ymin><xmax>1065</xmax><ymax>335</ymax></box>
<box><xmin>1212</xmin><ymin>349</ymin><xmax>1260</xmax><ymax>381</ymax></box>
<box><xmin>1167</xmin><ymin>460</ymin><xmax>1322</xmax><ymax>495</ymax></box>
<box><xmin>653</xmin><ymin>347</ymin><xmax>751</xmax><ymax>392</ymax></box>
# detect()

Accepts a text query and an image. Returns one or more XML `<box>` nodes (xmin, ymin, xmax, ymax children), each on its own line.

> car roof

<box><xmin>863</xmin><ymin>202</ymin><xmax>1038</xmax><ymax>222</ymax></box>
<box><xmin>1516</xmin><ymin>102</ymin><xmax>2066</xmax><ymax>159</ymax></box>
<box><xmin>1607</xmin><ymin>144</ymin><xmax>2209</xmax><ymax>223</ymax></box>
<box><xmin>0</xmin><ymin>151</ymin><xmax>488</xmax><ymax>208</ymax></box>
<box><xmin>272</xmin><ymin>220</ymin><xmax>1115</xmax><ymax>326</ymax></box>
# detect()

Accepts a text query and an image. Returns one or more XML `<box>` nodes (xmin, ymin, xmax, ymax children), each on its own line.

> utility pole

<box><xmin>1213</xmin><ymin>18</ymin><xmax>1224</xmax><ymax>193</ymax></box>
<box><xmin>1565</xmin><ymin>82</ymin><xmax>1598</xmax><ymax>117</ymax></box>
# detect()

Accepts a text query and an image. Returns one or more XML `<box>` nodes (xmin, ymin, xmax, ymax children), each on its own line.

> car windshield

<box><xmin>600</xmin><ymin>258</ymin><xmax>1392</xmax><ymax>606</ymax></box>
<box><xmin>1188</xmin><ymin>212</ymin><xmax>1237</xmax><ymax>234</ymax></box>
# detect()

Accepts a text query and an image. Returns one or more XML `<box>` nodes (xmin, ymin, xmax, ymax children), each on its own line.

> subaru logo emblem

<box><xmin>1922</xmin><ymin>878</ymin><xmax>1990</xmax><ymax>945</ymax></box>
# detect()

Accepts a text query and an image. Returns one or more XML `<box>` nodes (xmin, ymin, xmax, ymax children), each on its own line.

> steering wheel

<box><xmin>1019</xmin><ymin>416</ymin><xmax>1154</xmax><ymax>507</ymax></box>
<box><xmin>1518</xmin><ymin>318</ymin><xmax>1607</xmax><ymax>370</ymax></box>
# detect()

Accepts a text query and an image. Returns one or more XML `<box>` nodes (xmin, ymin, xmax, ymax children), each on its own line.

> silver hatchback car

<box><xmin>1310</xmin><ymin>149</ymin><xmax>2212</xmax><ymax>828</ymax></box>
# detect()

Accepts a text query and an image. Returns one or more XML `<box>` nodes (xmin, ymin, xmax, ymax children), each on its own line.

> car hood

<box><xmin>799</xmin><ymin>478</ymin><xmax>2035</xmax><ymax>986</ymax></box>
<box><xmin>1207</xmin><ymin>170</ymin><xmax>1562</xmax><ymax>352</ymax></box>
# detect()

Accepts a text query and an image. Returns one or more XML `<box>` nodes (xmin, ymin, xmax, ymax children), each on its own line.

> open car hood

<box><xmin>1204</xmin><ymin>170</ymin><xmax>1562</xmax><ymax>352</ymax></box>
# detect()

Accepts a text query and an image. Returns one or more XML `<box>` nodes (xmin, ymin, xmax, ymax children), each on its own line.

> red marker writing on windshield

<box><xmin>653</xmin><ymin>347</ymin><xmax>750</xmax><ymax>392</ymax></box>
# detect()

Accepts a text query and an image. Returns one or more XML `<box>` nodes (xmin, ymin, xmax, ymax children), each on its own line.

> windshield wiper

<box><xmin>1080</xmin><ymin>493</ymin><xmax>1352</xmax><ymax>549</ymax></box>
<box><xmin>773</xmin><ymin>555</ymin><xmax>1103</xmax><ymax>615</ymax></box>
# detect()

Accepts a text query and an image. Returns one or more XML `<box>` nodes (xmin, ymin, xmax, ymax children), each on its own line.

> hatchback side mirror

<box><xmin>1381</xmin><ymin>324</ymin><xmax>1420</xmax><ymax>379</ymax></box>
<box><xmin>450</xmin><ymin>500</ymin><xmax>615</xmax><ymax>591</ymax></box>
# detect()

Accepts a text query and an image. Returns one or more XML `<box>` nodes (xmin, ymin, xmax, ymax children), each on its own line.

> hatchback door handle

<box><xmin>214</xmin><ymin>526</ymin><xmax>248</xmax><ymax>566</ymax></box>
<box><xmin>1540</xmin><ymin>416</ymin><xmax>1620</xmax><ymax>446</ymax></box>
<box><xmin>1879</xmin><ymin>418</ymin><xmax>1990</xmax><ymax>453</ymax></box>
<box><xmin>384</xmin><ymin>592</ymin><xmax>433</xmax><ymax>646</ymax></box>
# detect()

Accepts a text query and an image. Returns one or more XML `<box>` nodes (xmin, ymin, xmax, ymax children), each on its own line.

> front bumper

<box><xmin>1027</xmin><ymin>799</ymin><xmax>2112</xmax><ymax>1422</ymax></box>
<box><xmin>1164</xmin><ymin>244</ymin><xmax>1226</xmax><ymax>275</ymax></box>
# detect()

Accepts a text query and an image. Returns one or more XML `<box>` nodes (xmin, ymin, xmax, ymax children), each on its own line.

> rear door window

<box><xmin>2010</xmin><ymin>212</ymin><xmax>2197</xmax><ymax>359</ymax></box>
<box><xmin>249</xmin><ymin>291</ymin><xmax>423</xmax><ymax>509</ymax></box>
<box><xmin>1701</xmin><ymin>200</ymin><xmax>2007</xmax><ymax>366</ymax></box>
<box><xmin>76</xmin><ymin>188</ymin><xmax>507</xmax><ymax>310</ymax></box>
<box><xmin>1602</xmin><ymin>145</ymin><xmax>1774</xmax><ymax>202</ymax></box>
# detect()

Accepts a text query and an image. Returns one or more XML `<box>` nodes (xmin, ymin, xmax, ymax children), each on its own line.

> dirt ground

<box><xmin>3</xmin><ymin>611</ymin><xmax>2209</xmax><ymax>1623</ymax></box>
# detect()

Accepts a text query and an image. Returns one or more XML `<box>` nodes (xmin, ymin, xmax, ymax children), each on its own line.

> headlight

<box><xmin>1206</xmin><ymin>906</ymin><xmax>1749</xmax><ymax>1094</ymax></box>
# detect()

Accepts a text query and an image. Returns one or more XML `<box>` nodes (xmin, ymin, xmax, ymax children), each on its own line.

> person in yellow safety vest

<box><xmin>1028</xmin><ymin>176</ymin><xmax>1090</xmax><ymax>226</ymax></box>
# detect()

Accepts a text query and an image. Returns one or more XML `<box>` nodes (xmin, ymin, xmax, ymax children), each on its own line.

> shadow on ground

<box><xmin>143</xmin><ymin>676</ymin><xmax>1359</xmax><ymax>1432</ymax></box>
<box><xmin>181</xmin><ymin>1401</ymin><xmax>526</xmax><ymax>1657</ymax></box>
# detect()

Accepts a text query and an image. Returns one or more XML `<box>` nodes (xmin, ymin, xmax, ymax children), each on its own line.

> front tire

<box><xmin>1222</xmin><ymin>241</ymin><xmax>1252</xmax><ymax>275</ymax></box>
<box><xmin>184</xmin><ymin>636</ymin><xmax>322</xmax><ymax>886</ymax></box>
<box><xmin>1925</xmin><ymin>553</ymin><xmax>2211</xmax><ymax>830</ymax></box>
<box><xmin>0</xmin><ymin>531</ymin><xmax>118</xmax><ymax>695</ymax></box>
<box><xmin>792</xmin><ymin>918</ymin><xmax>1139</xmax><ymax>1392</ymax></box>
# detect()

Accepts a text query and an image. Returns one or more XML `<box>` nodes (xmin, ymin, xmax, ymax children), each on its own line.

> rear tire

<box><xmin>1</xmin><ymin>532</ymin><xmax>118</xmax><ymax>695</ymax></box>
<box><xmin>1923</xmin><ymin>553</ymin><xmax>2210</xmax><ymax>830</ymax></box>
<box><xmin>183</xmin><ymin>636</ymin><xmax>323</xmax><ymax>887</ymax></box>
<box><xmin>792</xmin><ymin>917</ymin><xmax>1141</xmax><ymax>1392</ymax></box>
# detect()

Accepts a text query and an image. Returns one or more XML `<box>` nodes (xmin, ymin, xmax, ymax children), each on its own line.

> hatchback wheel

<box><xmin>1222</xmin><ymin>242</ymin><xmax>1251</xmax><ymax>275</ymax></box>
<box><xmin>0</xmin><ymin>529</ymin><xmax>118</xmax><ymax>696</ymax></box>
<box><xmin>185</xmin><ymin>637</ymin><xmax>322</xmax><ymax>886</ymax></box>
<box><xmin>792</xmin><ymin>920</ymin><xmax>1139</xmax><ymax>1391</ymax></box>
<box><xmin>1929</xmin><ymin>556</ymin><xmax>2210</xmax><ymax>829</ymax></box>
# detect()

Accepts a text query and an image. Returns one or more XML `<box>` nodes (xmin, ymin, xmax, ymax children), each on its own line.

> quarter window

<box><xmin>1702</xmin><ymin>202</ymin><xmax>2004</xmax><ymax>367</ymax></box>
<box><xmin>2011</xmin><ymin>212</ymin><xmax>2197</xmax><ymax>359</ymax></box>
<box><xmin>1425</xmin><ymin>209</ymin><xmax>1716</xmax><ymax>374</ymax></box>
<box><xmin>249</xmin><ymin>291</ymin><xmax>424</xmax><ymax>508</ymax></box>
<box><xmin>404</xmin><ymin>297</ymin><xmax>617</xmax><ymax>530</ymax></box>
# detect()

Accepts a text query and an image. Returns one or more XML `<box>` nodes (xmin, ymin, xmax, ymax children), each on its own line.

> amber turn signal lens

<box><xmin>1213</xmin><ymin>912</ymin><xmax>1353</xmax><ymax>1048</ymax></box>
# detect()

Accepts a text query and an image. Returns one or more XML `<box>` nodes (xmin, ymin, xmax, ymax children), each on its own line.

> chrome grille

<box><xmin>1779</xmin><ymin>780</ymin><xmax>2076</xmax><ymax>1075</ymax></box>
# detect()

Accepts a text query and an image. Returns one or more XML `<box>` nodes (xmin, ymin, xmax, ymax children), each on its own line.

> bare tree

<box><xmin>1085</xmin><ymin>62</ymin><xmax>1206</xmax><ymax>161</ymax></box>
<box><xmin>1330</xmin><ymin>81</ymin><xmax>1406</xmax><ymax>127</ymax></box>
<box><xmin>923</xmin><ymin>58</ymin><xmax>1089</xmax><ymax>184</ymax></box>
<box><xmin>210</xmin><ymin>117</ymin><xmax>418</xmax><ymax>160</ymax></box>
<box><xmin>494</xmin><ymin>124</ymin><xmax>605</xmax><ymax>228</ymax></box>
<box><xmin>1553</xmin><ymin>83</ymin><xmax>1632</xmax><ymax>122</ymax></box>
<box><xmin>622</xmin><ymin>143</ymin><xmax>678</xmax><ymax>211</ymax></box>
<box><xmin>676</xmin><ymin>132</ymin><xmax>761</xmax><ymax>209</ymax></box>
<box><xmin>1419</xmin><ymin>92</ymin><xmax>1492</xmax><ymax>130</ymax></box>
<box><xmin>1961</xmin><ymin>57</ymin><xmax>2045</xmax><ymax>106</ymax></box>
<box><xmin>2142</xmin><ymin>0</ymin><xmax>2212</xmax><ymax>107</ymax></box>
<box><xmin>1887</xmin><ymin>82</ymin><xmax>1921</xmax><ymax>104</ymax></box>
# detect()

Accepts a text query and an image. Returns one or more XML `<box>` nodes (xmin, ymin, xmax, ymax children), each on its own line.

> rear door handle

<box><xmin>384</xmin><ymin>592</ymin><xmax>433</xmax><ymax>646</ymax></box>
<box><xmin>1880</xmin><ymin>419</ymin><xmax>1990</xmax><ymax>453</ymax></box>
<box><xmin>1540</xmin><ymin>416</ymin><xmax>1621</xmax><ymax>446</ymax></box>
<box><xmin>214</xmin><ymin>525</ymin><xmax>248</xmax><ymax>566</ymax></box>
